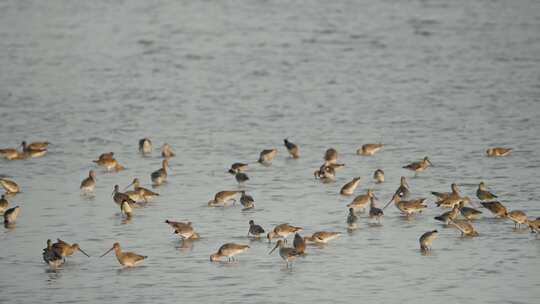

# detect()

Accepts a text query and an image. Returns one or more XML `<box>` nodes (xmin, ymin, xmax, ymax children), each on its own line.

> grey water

<box><xmin>1</xmin><ymin>0</ymin><xmax>540</xmax><ymax>303</ymax></box>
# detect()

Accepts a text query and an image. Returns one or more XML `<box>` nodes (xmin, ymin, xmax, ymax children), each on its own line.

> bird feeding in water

<box><xmin>284</xmin><ymin>138</ymin><xmax>300</xmax><ymax>158</ymax></box>
<box><xmin>419</xmin><ymin>230</ymin><xmax>438</xmax><ymax>251</ymax></box>
<box><xmin>210</xmin><ymin>243</ymin><xmax>250</xmax><ymax>262</ymax></box>
<box><xmin>100</xmin><ymin>242</ymin><xmax>147</xmax><ymax>267</ymax></box>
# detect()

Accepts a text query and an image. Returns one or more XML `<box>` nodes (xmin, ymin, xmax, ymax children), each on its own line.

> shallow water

<box><xmin>1</xmin><ymin>0</ymin><xmax>540</xmax><ymax>303</ymax></box>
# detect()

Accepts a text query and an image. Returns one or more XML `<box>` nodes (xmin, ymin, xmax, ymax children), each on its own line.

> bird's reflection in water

<box><xmin>176</xmin><ymin>239</ymin><xmax>194</xmax><ymax>252</ymax></box>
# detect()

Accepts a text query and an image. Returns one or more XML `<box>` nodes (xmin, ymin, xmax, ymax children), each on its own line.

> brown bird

<box><xmin>434</xmin><ymin>204</ymin><xmax>460</xmax><ymax>224</ymax></box>
<box><xmin>43</xmin><ymin>239</ymin><xmax>64</xmax><ymax>268</ymax></box>
<box><xmin>528</xmin><ymin>218</ymin><xmax>540</xmax><ymax>233</ymax></box>
<box><xmin>0</xmin><ymin>178</ymin><xmax>20</xmax><ymax>194</ymax></box>
<box><xmin>357</xmin><ymin>143</ymin><xmax>383</xmax><ymax>156</ymax></box>
<box><xmin>419</xmin><ymin>230</ymin><xmax>438</xmax><ymax>251</ymax></box>
<box><xmin>304</xmin><ymin>231</ymin><xmax>341</xmax><ymax>244</ymax></box>
<box><xmin>436</xmin><ymin>196</ymin><xmax>471</xmax><ymax>209</ymax></box>
<box><xmin>100</xmin><ymin>242</ymin><xmax>146</xmax><ymax>267</ymax></box>
<box><xmin>95</xmin><ymin>152</ymin><xmax>114</xmax><ymax>162</ymax></box>
<box><xmin>3</xmin><ymin>206</ymin><xmax>20</xmax><ymax>224</ymax></box>
<box><xmin>480</xmin><ymin>201</ymin><xmax>508</xmax><ymax>218</ymax></box>
<box><xmin>403</xmin><ymin>156</ymin><xmax>432</xmax><ymax>172</ymax></box>
<box><xmin>208</xmin><ymin>190</ymin><xmax>241</xmax><ymax>207</ymax></box>
<box><xmin>0</xmin><ymin>194</ymin><xmax>8</xmax><ymax>213</ymax></box>
<box><xmin>383</xmin><ymin>193</ymin><xmax>427</xmax><ymax>216</ymax></box>
<box><xmin>507</xmin><ymin>210</ymin><xmax>528</xmax><ymax>229</ymax></box>
<box><xmin>165</xmin><ymin>220</ymin><xmax>200</xmax><ymax>240</ymax></box>
<box><xmin>139</xmin><ymin>138</ymin><xmax>152</xmax><ymax>154</ymax></box>
<box><xmin>210</xmin><ymin>243</ymin><xmax>249</xmax><ymax>262</ymax></box>
<box><xmin>284</xmin><ymin>139</ymin><xmax>300</xmax><ymax>158</ymax></box>
<box><xmin>112</xmin><ymin>185</ymin><xmax>137</xmax><ymax>207</ymax></box>
<box><xmin>324</xmin><ymin>148</ymin><xmax>338</xmax><ymax>164</ymax></box>
<box><xmin>373</xmin><ymin>169</ymin><xmax>385</xmax><ymax>183</ymax></box>
<box><xmin>449</xmin><ymin>219</ymin><xmax>479</xmax><ymax>237</ymax></box>
<box><xmin>293</xmin><ymin>233</ymin><xmax>306</xmax><ymax>254</ymax></box>
<box><xmin>486</xmin><ymin>147</ymin><xmax>512</xmax><ymax>157</ymax></box>
<box><xmin>228</xmin><ymin>162</ymin><xmax>248</xmax><ymax>174</ymax></box>
<box><xmin>151</xmin><ymin>159</ymin><xmax>169</xmax><ymax>186</ymax></box>
<box><xmin>93</xmin><ymin>157</ymin><xmax>124</xmax><ymax>172</ymax></box>
<box><xmin>269</xmin><ymin>240</ymin><xmax>299</xmax><ymax>268</ymax></box>
<box><xmin>340</xmin><ymin>177</ymin><xmax>361</xmax><ymax>196</ymax></box>
<box><xmin>258</xmin><ymin>148</ymin><xmax>278</xmax><ymax>164</ymax></box>
<box><xmin>0</xmin><ymin>147</ymin><xmax>27</xmax><ymax>160</ymax></box>
<box><xmin>21</xmin><ymin>141</ymin><xmax>49</xmax><ymax>152</ymax></box>
<box><xmin>431</xmin><ymin>183</ymin><xmax>460</xmax><ymax>201</ymax></box>
<box><xmin>347</xmin><ymin>189</ymin><xmax>377</xmax><ymax>212</ymax></box>
<box><xmin>161</xmin><ymin>143</ymin><xmax>175</xmax><ymax>158</ymax></box>
<box><xmin>394</xmin><ymin>176</ymin><xmax>410</xmax><ymax>199</ymax></box>
<box><xmin>52</xmin><ymin>239</ymin><xmax>90</xmax><ymax>259</ymax></box>
<box><xmin>80</xmin><ymin>170</ymin><xmax>97</xmax><ymax>193</ymax></box>
<box><xmin>125</xmin><ymin>178</ymin><xmax>159</xmax><ymax>202</ymax></box>
<box><xmin>476</xmin><ymin>182</ymin><xmax>497</xmax><ymax>201</ymax></box>
<box><xmin>459</xmin><ymin>204</ymin><xmax>482</xmax><ymax>220</ymax></box>
<box><xmin>267</xmin><ymin>223</ymin><xmax>302</xmax><ymax>241</ymax></box>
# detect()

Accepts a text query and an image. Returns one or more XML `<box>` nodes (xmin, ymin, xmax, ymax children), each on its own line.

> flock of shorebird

<box><xmin>1</xmin><ymin>140</ymin><xmax>538</xmax><ymax>269</ymax></box>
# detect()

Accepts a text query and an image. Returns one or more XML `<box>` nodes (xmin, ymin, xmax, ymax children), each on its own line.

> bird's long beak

<box><xmin>100</xmin><ymin>247</ymin><xmax>114</xmax><ymax>258</ymax></box>
<box><xmin>382</xmin><ymin>196</ymin><xmax>395</xmax><ymax>210</ymax></box>
<box><xmin>79</xmin><ymin>248</ymin><xmax>90</xmax><ymax>257</ymax></box>
<box><xmin>269</xmin><ymin>243</ymin><xmax>279</xmax><ymax>255</ymax></box>
<box><xmin>123</xmin><ymin>181</ymin><xmax>134</xmax><ymax>192</ymax></box>
<box><xmin>427</xmin><ymin>159</ymin><xmax>433</xmax><ymax>166</ymax></box>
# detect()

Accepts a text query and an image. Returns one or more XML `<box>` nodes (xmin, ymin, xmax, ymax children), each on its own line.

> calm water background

<box><xmin>1</xmin><ymin>0</ymin><xmax>540</xmax><ymax>303</ymax></box>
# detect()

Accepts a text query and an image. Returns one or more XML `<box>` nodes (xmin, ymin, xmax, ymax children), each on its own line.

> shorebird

<box><xmin>165</xmin><ymin>220</ymin><xmax>200</xmax><ymax>240</ymax></box>
<box><xmin>480</xmin><ymin>201</ymin><xmax>508</xmax><ymax>218</ymax></box>
<box><xmin>258</xmin><ymin>148</ymin><xmax>277</xmax><ymax>164</ymax></box>
<box><xmin>459</xmin><ymin>204</ymin><xmax>482</xmax><ymax>220</ymax></box>
<box><xmin>210</xmin><ymin>243</ymin><xmax>249</xmax><ymax>262</ymax></box>
<box><xmin>269</xmin><ymin>240</ymin><xmax>299</xmax><ymax>268</ymax></box>
<box><xmin>3</xmin><ymin>206</ymin><xmax>20</xmax><ymax>224</ymax></box>
<box><xmin>314</xmin><ymin>164</ymin><xmax>336</xmax><ymax>181</ymax></box>
<box><xmin>0</xmin><ymin>194</ymin><xmax>9</xmax><ymax>213</ymax></box>
<box><xmin>124</xmin><ymin>178</ymin><xmax>159</xmax><ymax>202</ymax></box>
<box><xmin>293</xmin><ymin>233</ymin><xmax>306</xmax><ymax>254</ymax></box>
<box><xmin>248</xmin><ymin>220</ymin><xmax>265</xmax><ymax>237</ymax></box>
<box><xmin>151</xmin><ymin>159</ymin><xmax>169</xmax><ymax>186</ymax></box>
<box><xmin>0</xmin><ymin>178</ymin><xmax>20</xmax><ymax>194</ymax></box>
<box><xmin>161</xmin><ymin>143</ymin><xmax>175</xmax><ymax>158</ymax></box>
<box><xmin>324</xmin><ymin>148</ymin><xmax>338</xmax><ymax>164</ymax></box>
<box><xmin>112</xmin><ymin>185</ymin><xmax>137</xmax><ymax>206</ymax></box>
<box><xmin>240</xmin><ymin>191</ymin><xmax>254</xmax><ymax>209</ymax></box>
<box><xmin>267</xmin><ymin>223</ymin><xmax>302</xmax><ymax>242</ymax></box>
<box><xmin>43</xmin><ymin>239</ymin><xmax>64</xmax><ymax>268</ymax></box>
<box><xmin>507</xmin><ymin>210</ymin><xmax>528</xmax><ymax>229</ymax></box>
<box><xmin>347</xmin><ymin>189</ymin><xmax>377</xmax><ymax>212</ymax></box>
<box><xmin>528</xmin><ymin>218</ymin><xmax>540</xmax><ymax>233</ymax></box>
<box><xmin>21</xmin><ymin>141</ymin><xmax>49</xmax><ymax>152</ymax></box>
<box><xmin>284</xmin><ymin>139</ymin><xmax>300</xmax><ymax>158</ymax></box>
<box><xmin>80</xmin><ymin>170</ymin><xmax>97</xmax><ymax>193</ymax></box>
<box><xmin>435</xmin><ymin>196</ymin><xmax>471</xmax><ymax>209</ymax></box>
<box><xmin>369</xmin><ymin>201</ymin><xmax>384</xmax><ymax>223</ymax></box>
<box><xmin>419</xmin><ymin>230</ymin><xmax>438</xmax><ymax>251</ymax></box>
<box><xmin>346</xmin><ymin>208</ymin><xmax>358</xmax><ymax>227</ymax></box>
<box><xmin>357</xmin><ymin>143</ymin><xmax>383</xmax><ymax>156</ymax></box>
<box><xmin>235</xmin><ymin>172</ymin><xmax>249</xmax><ymax>184</ymax></box>
<box><xmin>394</xmin><ymin>176</ymin><xmax>410</xmax><ymax>199</ymax></box>
<box><xmin>449</xmin><ymin>219</ymin><xmax>479</xmax><ymax>237</ymax></box>
<box><xmin>52</xmin><ymin>239</ymin><xmax>90</xmax><ymax>259</ymax></box>
<box><xmin>139</xmin><ymin>138</ymin><xmax>152</xmax><ymax>155</ymax></box>
<box><xmin>120</xmin><ymin>200</ymin><xmax>133</xmax><ymax>218</ymax></box>
<box><xmin>0</xmin><ymin>147</ymin><xmax>27</xmax><ymax>160</ymax></box>
<box><xmin>228</xmin><ymin>162</ymin><xmax>248</xmax><ymax>174</ymax></box>
<box><xmin>100</xmin><ymin>242</ymin><xmax>146</xmax><ymax>267</ymax></box>
<box><xmin>431</xmin><ymin>183</ymin><xmax>460</xmax><ymax>201</ymax></box>
<box><xmin>208</xmin><ymin>190</ymin><xmax>240</xmax><ymax>207</ymax></box>
<box><xmin>93</xmin><ymin>157</ymin><xmax>124</xmax><ymax>172</ymax></box>
<box><xmin>434</xmin><ymin>204</ymin><xmax>460</xmax><ymax>224</ymax></box>
<box><xmin>403</xmin><ymin>156</ymin><xmax>432</xmax><ymax>173</ymax></box>
<box><xmin>304</xmin><ymin>231</ymin><xmax>341</xmax><ymax>244</ymax></box>
<box><xmin>476</xmin><ymin>182</ymin><xmax>497</xmax><ymax>201</ymax></box>
<box><xmin>373</xmin><ymin>169</ymin><xmax>384</xmax><ymax>183</ymax></box>
<box><xmin>95</xmin><ymin>152</ymin><xmax>114</xmax><ymax>162</ymax></box>
<box><xmin>486</xmin><ymin>147</ymin><xmax>512</xmax><ymax>157</ymax></box>
<box><xmin>340</xmin><ymin>177</ymin><xmax>361</xmax><ymax>196</ymax></box>
<box><xmin>383</xmin><ymin>193</ymin><xmax>427</xmax><ymax>216</ymax></box>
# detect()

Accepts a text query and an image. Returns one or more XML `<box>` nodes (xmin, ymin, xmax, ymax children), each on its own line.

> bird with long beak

<box><xmin>383</xmin><ymin>193</ymin><xmax>427</xmax><ymax>216</ymax></box>
<box><xmin>304</xmin><ymin>231</ymin><xmax>341</xmax><ymax>244</ymax></box>
<box><xmin>373</xmin><ymin>169</ymin><xmax>385</xmax><ymax>184</ymax></box>
<box><xmin>161</xmin><ymin>143</ymin><xmax>175</xmax><ymax>158</ymax></box>
<box><xmin>476</xmin><ymin>181</ymin><xmax>497</xmax><ymax>201</ymax></box>
<box><xmin>43</xmin><ymin>239</ymin><xmax>64</xmax><ymax>268</ymax></box>
<box><xmin>269</xmin><ymin>240</ymin><xmax>299</xmax><ymax>268</ymax></box>
<box><xmin>357</xmin><ymin>143</ymin><xmax>383</xmax><ymax>156</ymax></box>
<box><xmin>52</xmin><ymin>239</ymin><xmax>90</xmax><ymax>260</ymax></box>
<box><xmin>507</xmin><ymin>210</ymin><xmax>528</xmax><ymax>229</ymax></box>
<box><xmin>394</xmin><ymin>176</ymin><xmax>410</xmax><ymax>199</ymax></box>
<box><xmin>347</xmin><ymin>189</ymin><xmax>377</xmax><ymax>213</ymax></box>
<box><xmin>3</xmin><ymin>206</ymin><xmax>20</xmax><ymax>224</ymax></box>
<box><xmin>486</xmin><ymin>147</ymin><xmax>512</xmax><ymax>157</ymax></box>
<box><xmin>151</xmin><ymin>159</ymin><xmax>169</xmax><ymax>186</ymax></box>
<box><xmin>431</xmin><ymin>183</ymin><xmax>460</xmax><ymax>202</ymax></box>
<box><xmin>100</xmin><ymin>242</ymin><xmax>146</xmax><ymax>267</ymax></box>
<box><xmin>0</xmin><ymin>178</ymin><xmax>20</xmax><ymax>195</ymax></box>
<box><xmin>210</xmin><ymin>243</ymin><xmax>249</xmax><ymax>262</ymax></box>
<box><xmin>258</xmin><ymin>148</ymin><xmax>278</xmax><ymax>164</ymax></box>
<box><xmin>403</xmin><ymin>156</ymin><xmax>432</xmax><ymax>173</ymax></box>
<box><xmin>449</xmin><ymin>219</ymin><xmax>479</xmax><ymax>237</ymax></box>
<box><xmin>284</xmin><ymin>138</ymin><xmax>300</xmax><ymax>158</ymax></box>
<box><xmin>267</xmin><ymin>223</ymin><xmax>302</xmax><ymax>242</ymax></box>
<box><xmin>80</xmin><ymin>170</ymin><xmax>97</xmax><ymax>194</ymax></box>
<box><xmin>480</xmin><ymin>201</ymin><xmax>508</xmax><ymax>218</ymax></box>
<box><xmin>340</xmin><ymin>177</ymin><xmax>361</xmax><ymax>196</ymax></box>
<box><xmin>139</xmin><ymin>138</ymin><xmax>152</xmax><ymax>155</ymax></box>
<box><xmin>165</xmin><ymin>220</ymin><xmax>200</xmax><ymax>240</ymax></box>
<box><xmin>208</xmin><ymin>190</ymin><xmax>241</xmax><ymax>207</ymax></box>
<box><xmin>419</xmin><ymin>230</ymin><xmax>438</xmax><ymax>251</ymax></box>
<box><xmin>124</xmin><ymin>178</ymin><xmax>159</xmax><ymax>202</ymax></box>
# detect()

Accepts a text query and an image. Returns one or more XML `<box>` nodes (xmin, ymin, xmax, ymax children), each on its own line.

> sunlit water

<box><xmin>1</xmin><ymin>0</ymin><xmax>540</xmax><ymax>303</ymax></box>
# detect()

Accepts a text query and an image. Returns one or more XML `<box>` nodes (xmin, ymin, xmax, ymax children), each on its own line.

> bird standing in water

<box><xmin>284</xmin><ymin>139</ymin><xmax>300</xmax><ymax>158</ymax></box>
